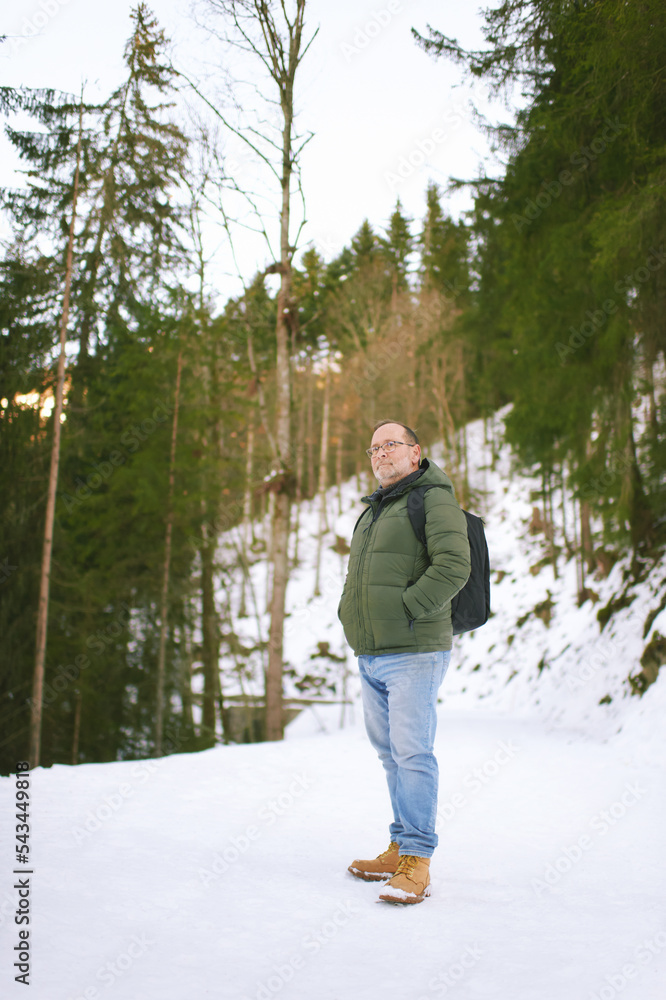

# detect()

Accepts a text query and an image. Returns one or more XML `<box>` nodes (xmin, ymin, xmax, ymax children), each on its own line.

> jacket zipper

<box><xmin>357</xmin><ymin>501</ymin><xmax>376</xmax><ymax>649</ymax></box>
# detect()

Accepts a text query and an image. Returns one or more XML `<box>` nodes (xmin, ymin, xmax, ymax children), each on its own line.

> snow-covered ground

<box><xmin>2</xmin><ymin>409</ymin><xmax>665</xmax><ymax>998</ymax></box>
<box><xmin>1</xmin><ymin>712</ymin><xmax>665</xmax><ymax>999</ymax></box>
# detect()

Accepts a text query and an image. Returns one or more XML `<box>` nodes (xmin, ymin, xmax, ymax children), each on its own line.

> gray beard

<box><xmin>369</xmin><ymin>465</ymin><xmax>424</xmax><ymax>500</ymax></box>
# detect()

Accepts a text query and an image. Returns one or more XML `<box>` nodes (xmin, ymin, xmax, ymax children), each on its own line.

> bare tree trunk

<box><xmin>559</xmin><ymin>463</ymin><xmax>571</xmax><ymax>556</ymax></box>
<box><xmin>200</xmin><ymin>521</ymin><xmax>219</xmax><ymax>745</ymax></box>
<box><xmin>30</xmin><ymin>98</ymin><xmax>83</xmax><ymax>768</ymax></box>
<box><xmin>265</xmin><ymin>490</ymin><xmax>276</xmax><ymax>613</ymax></box>
<box><xmin>580</xmin><ymin>499</ymin><xmax>594</xmax><ymax>574</ymax></box>
<box><xmin>646</xmin><ymin>358</ymin><xmax>659</xmax><ymax>436</ymax></box>
<box><xmin>71</xmin><ymin>689</ymin><xmax>82</xmax><ymax>766</ymax></box>
<box><xmin>306</xmin><ymin>356</ymin><xmax>315</xmax><ymax>499</ymax></box>
<box><xmin>620</xmin><ymin>408</ymin><xmax>652</xmax><ymax>547</ymax></box>
<box><xmin>247</xmin><ymin>333</ymin><xmax>277</xmax><ymax>459</ymax></box>
<box><xmin>184</xmin><ymin>166</ymin><xmax>224</xmax><ymax>748</ymax></box>
<box><xmin>459</xmin><ymin>423</ymin><xmax>469</xmax><ymax>508</ymax></box>
<box><xmin>180</xmin><ymin>627</ymin><xmax>195</xmax><ymax>736</ymax></box>
<box><xmin>313</xmin><ymin>364</ymin><xmax>330</xmax><ymax>596</ymax></box>
<box><xmin>266</xmin><ymin>491</ymin><xmax>290</xmax><ymax>740</ymax></box>
<box><xmin>546</xmin><ymin>468</ymin><xmax>558</xmax><ymax>579</ymax></box>
<box><xmin>431</xmin><ymin>351</ymin><xmax>458</xmax><ymax>475</ymax></box>
<box><xmin>291</xmin><ymin>379</ymin><xmax>306</xmax><ymax>568</ymax></box>
<box><xmin>335</xmin><ymin>424</ymin><xmax>344</xmax><ymax>517</ymax></box>
<box><xmin>264</xmin><ymin>0</ymin><xmax>311</xmax><ymax>742</ymax></box>
<box><xmin>458</xmin><ymin>342</ymin><xmax>469</xmax><ymax>506</ymax></box>
<box><xmin>197</xmin><ymin>0</ymin><xmax>314</xmax><ymax>741</ymax></box>
<box><xmin>580</xmin><ymin>438</ymin><xmax>595</xmax><ymax>575</ymax></box>
<box><xmin>215</xmin><ymin>645</ymin><xmax>227</xmax><ymax>743</ymax></box>
<box><xmin>155</xmin><ymin>348</ymin><xmax>183</xmax><ymax>756</ymax></box>
<box><xmin>571</xmin><ymin>488</ymin><xmax>584</xmax><ymax>597</ymax></box>
<box><xmin>243</xmin><ymin>413</ymin><xmax>255</xmax><ymax>551</ymax></box>
<box><xmin>295</xmin><ymin>384</ymin><xmax>305</xmax><ymax>506</ymax></box>
<box><xmin>238</xmin><ymin>411</ymin><xmax>255</xmax><ymax>618</ymax></box>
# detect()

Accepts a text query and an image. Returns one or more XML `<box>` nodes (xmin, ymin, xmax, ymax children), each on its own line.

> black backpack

<box><xmin>406</xmin><ymin>485</ymin><xmax>490</xmax><ymax>635</ymax></box>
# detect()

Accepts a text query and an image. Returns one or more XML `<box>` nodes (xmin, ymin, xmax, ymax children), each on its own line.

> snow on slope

<box><xmin>223</xmin><ymin>406</ymin><xmax>666</xmax><ymax>760</ymax></box>
<box><xmin>432</xmin><ymin>412</ymin><xmax>666</xmax><ymax>758</ymax></box>
<box><xmin>2</xmin><ymin>410</ymin><xmax>666</xmax><ymax>1000</ymax></box>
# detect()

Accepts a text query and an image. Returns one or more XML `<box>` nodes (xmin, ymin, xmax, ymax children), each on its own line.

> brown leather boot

<box><xmin>348</xmin><ymin>841</ymin><xmax>400</xmax><ymax>881</ymax></box>
<box><xmin>378</xmin><ymin>855</ymin><xmax>431</xmax><ymax>904</ymax></box>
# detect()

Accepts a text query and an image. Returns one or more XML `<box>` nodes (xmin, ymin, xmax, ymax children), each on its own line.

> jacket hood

<box><xmin>413</xmin><ymin>457</ymin><xmax>456</xmax><ymax>494</ymax></box>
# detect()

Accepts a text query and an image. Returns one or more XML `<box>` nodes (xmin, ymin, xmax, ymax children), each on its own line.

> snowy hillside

<box><xmin>434</xmin><ymin>413</ymin><xmax>666</xmax><ymax>756</ymax></box>
<box><xmin>223</xmin><ymin>407</ymin><xmax>666</xmax><ymax>756</ymax></box>
<box><xmin>2</xmin><ymin>409</ymin><xmax>665</xmax><ymax>1000</ymax></box>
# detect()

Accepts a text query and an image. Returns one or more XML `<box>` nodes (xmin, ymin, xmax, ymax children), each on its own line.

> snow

<box><xmin>378</xmin><ymin>884</ymin><xmax>429</xmax><ymax>902</ymax></box>
<box><xmin>2</xmin><ymin>409</ymin><xmax>665</xmax><ymax>998</ymax></box>
<box><xmin>1</xmin><ymin>716</ymin><xmax>665</xmax><ymax>999</ymax></box>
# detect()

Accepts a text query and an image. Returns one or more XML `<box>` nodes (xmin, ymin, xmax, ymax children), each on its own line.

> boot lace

<box><xmin>377</xmin><ymin>842</ymin><xmax>399</xmax><ymax>861</ymax></box>
<box><xmin>395</xmin><ymin>855</ymin><xmax>420</xmax><ymax>878</ymax></box>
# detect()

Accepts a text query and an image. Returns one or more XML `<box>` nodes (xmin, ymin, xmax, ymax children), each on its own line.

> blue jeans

<box><xmin>358</xmin><ymin>650</ymin><xmax>451</xmax><ymax>858</ymax></box>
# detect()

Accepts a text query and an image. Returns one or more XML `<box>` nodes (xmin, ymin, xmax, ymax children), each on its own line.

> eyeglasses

<box><xmin>365</xmin><ymin>440</ymin><xmax>411</xmax><ymax>458</ymax></box>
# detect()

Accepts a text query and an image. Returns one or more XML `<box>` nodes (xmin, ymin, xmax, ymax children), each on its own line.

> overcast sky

<box><xmin>1</xmin><ymin>0</ymin><xmax>513</xmax><ymax>305</ymax></box>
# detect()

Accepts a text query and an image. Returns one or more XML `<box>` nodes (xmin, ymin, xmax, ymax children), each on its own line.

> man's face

<box><xmin>369</xmin><ymin>423</ymin><xmax>421</xmax><ymax>486</ymax></box>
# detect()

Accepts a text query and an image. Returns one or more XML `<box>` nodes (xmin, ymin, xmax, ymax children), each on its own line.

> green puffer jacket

<box><xmin>338</xmin><ymin>458</ymin><xmax>471</xmax><ymax>655</ymax></box>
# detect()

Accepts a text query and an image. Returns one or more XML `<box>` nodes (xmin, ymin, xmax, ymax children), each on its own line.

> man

<box><xmin>338</xmin><ymin>419</ymin><xmax>470</xmax><ymax>904</ymax></box>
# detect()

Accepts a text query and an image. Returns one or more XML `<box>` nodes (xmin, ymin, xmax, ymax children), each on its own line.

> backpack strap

<box><xmin>406</xmin><ymin>484</ymin><xmax>447</xmax><ymax>551</ymax></box>
<box><xmin>355</xmin><ymin>483</ymin><xmax>446</xmax><ymax>546</ymax></box>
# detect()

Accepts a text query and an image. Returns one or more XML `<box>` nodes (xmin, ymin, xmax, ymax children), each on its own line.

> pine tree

<box><xmin>415</xmin><ymin>0</ymin><xmax>666</xmax><ymax>550</ymax></box>
<box><xmin>420</xmin><ymin>182</ymin><xmax>469</xmax><ymax>305</ymax></box>
<box><xmin>0</xmin><ymin>7</ymin><xmax>195</xmax><ymax>769</ymax></box>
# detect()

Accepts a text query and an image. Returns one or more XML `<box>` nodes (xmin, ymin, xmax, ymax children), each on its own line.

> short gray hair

<box><xmin>372</xmin><ymin>419</ymin><xmax>419</xmax><ymax>446</ymax></box>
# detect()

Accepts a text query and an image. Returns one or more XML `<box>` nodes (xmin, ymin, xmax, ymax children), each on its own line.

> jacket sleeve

<box><xmin>401</xmin><ymin>488</ymin><xmax>471</xmax><ymax>621</ymax></box>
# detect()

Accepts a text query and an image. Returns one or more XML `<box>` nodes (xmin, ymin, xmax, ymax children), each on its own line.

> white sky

<box><xmin>1</xmin><ymin>0</ymin><xmax>514</xmax><ymax>306</ymax></box>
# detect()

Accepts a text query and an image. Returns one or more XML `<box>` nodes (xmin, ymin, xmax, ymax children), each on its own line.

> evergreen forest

<box><xmin>1</xmin><ymin>0</ymin><xmax>664</xmax><ymax>773</ymax></box>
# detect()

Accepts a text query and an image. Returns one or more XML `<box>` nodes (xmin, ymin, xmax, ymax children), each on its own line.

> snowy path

<box><xmin>1</xmin><ymin>710</ymin><xmax>665</xmax><ymax>1000</ymax></box>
